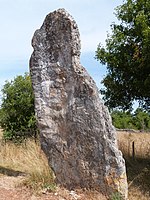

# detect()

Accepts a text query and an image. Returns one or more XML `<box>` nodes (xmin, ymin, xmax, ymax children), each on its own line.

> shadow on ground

<box><xmin>125</xmin><ymin>156</ymin><xmax>150</xmax><ymax>197</ymax></box>
<box><xmin>0</xmin><ymin>166</ymin><xmax>25</xmax><ymax>177</ymax></box>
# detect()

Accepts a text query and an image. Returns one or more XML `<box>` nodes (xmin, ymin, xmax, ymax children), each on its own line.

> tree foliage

<box><xmin>111</xmin><ymin>108</ymin><xmax>150</xmax><ymax>130</ymax></box>
<box><xmin>0</xmin><ymin>73</ymin><xmax>37</xmax><ymax>142</ymax></box>
<box><xmin>111</xmin><ymin>110</ymin><xmax>134</xmax><ymax>129</ymax></box>
<box><xmin>96</xmin><ymin>0</ymin><xmax>150</xmax><ymax>111</ymax></box>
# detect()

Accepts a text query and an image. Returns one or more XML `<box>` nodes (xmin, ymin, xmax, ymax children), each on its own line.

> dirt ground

<box><xmin>0</xmin><ymin>175</ymin><xmax>59</xmax><ymax>200</ymax></box>
<box><xmin>0</xmin><ymin>175</ymin><xmax>107</xmax><ymax>200</ymax></box>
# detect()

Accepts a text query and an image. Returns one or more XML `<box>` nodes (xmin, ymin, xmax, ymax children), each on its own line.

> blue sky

<box><xmin>0</xmin><ymin>0</ymin><xmax>123</xmax><ymax>95</ymax></box>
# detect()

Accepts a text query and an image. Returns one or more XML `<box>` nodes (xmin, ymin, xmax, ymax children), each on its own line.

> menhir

<box><xmin>30</xmin><ymin>8</ymin><xmax>128</xmax><ymax>199</ymax></box>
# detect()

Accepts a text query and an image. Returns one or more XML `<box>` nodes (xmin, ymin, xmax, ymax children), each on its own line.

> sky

<box><xmin>0</xmin><ymin>0</ymin><xmax>123</xmax><ymax>98</ymax></box>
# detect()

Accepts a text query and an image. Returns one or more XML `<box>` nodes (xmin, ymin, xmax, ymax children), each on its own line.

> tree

<box><xmin>111</xmin><ymin>110</ymin><xmax>135</xmax><ymax>129</ymax></box>
<box><xmin>0</xmin><ymin>73</ymin><xmax>37</xmax><ymax>142</ymax></box>
<box><xmin>133</xmin><ymin>108</ymin><xmax>150</xmax><ymax>130</ymax></box>
<box><xmin>96</xmin><ymin>0</ymin><xmax>150</xmax><ymax>111</ymax></box>
<box><xmin>111</xmin><ymin>108</ymin><xmax>150</xmax><ymax>130</ymax></box>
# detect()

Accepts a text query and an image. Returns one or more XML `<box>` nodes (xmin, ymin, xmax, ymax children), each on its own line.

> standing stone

<box><xmin>30</xmin><ymin>9</ymin><xmax>128</xmax><ymax>199</ymax></box>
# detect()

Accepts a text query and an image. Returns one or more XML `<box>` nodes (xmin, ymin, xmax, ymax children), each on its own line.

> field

<box><xmin>0</xmin><ymin>129</ymin><xmax>150</xmax><ymax>199</ymax></box>
<box><xmin>117</xmin><ymin>130</ymin><xmax>150</xmax><ymax>200</ymax></box>
<box><xmin>0</xmin><ymin>129</ymin><xmax>107</xmax><ymax>200</ymax></box>
<box><xmin>117</xmin><ymin>131</ymin><xmax>150</xmax><ymax>159</ymax></box>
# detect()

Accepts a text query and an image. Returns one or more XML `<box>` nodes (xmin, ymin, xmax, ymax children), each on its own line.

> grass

<box><xmin>0</xmin><ymin>128</ymin><xmax>150</xmax><ymax>199</ymax></box>
<box><xmin>117</xmin><ymin>131</ymin><xmax>150</xmax><ymax>159</ymax></box>
<box><xmin>117</xmin><ymin>131</ymin><xmax>150</xmax><ymax>200</ymax></box>
<box><xmin>0</xmin><ymin>129</ymin><xmax>55</xmax><ymax>192</ymax></box>
<box><xmin>0</xmin><ymin>128</ymin><xmax>107</xmax><ymax>199</ymax></box>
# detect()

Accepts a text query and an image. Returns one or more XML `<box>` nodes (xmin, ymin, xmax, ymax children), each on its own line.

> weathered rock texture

<box><xmin>30</xmin><ymin>9</ymin><xmax>128</xmax><ymax>199</ymax></box>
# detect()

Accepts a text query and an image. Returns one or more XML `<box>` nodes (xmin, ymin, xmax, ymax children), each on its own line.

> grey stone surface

<box><xmin>30</xmin><ymin>9</ymin><xmax>128</xmax><ymax>199</ymax></box>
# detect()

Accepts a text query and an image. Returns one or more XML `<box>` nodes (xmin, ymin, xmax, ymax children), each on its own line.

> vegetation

<box><xmin>0</xmin><ymin>132</ymin><xmax>55</xmax><ymax>192</ymax></box>
<box><xmin>0</xmin><ymin>130</ymin><xmax>107</xmax><ymax>199</ymax></box>
<box><xmin>111</xmin><ymin>108</ymin><xmax>150</xmax><ymax>130</ymax></box>
<box><xmin>96</xmin><ymin>0</ymin><xmax>150</xmax><ymax>111</ymax></box>
<box><xmin>111</xmin><ymin>192</ymin><xmax>122</xmax><ymax>200</ymax></box>
<box><xmin>0</xmin><ymin>73</ymin><xmax>37</xmax><ymax>142</ymax></box>
<box><xmin>0</xmin><ymin>129</ymin><xmax>149</xmax><ymax>199</ymax></box>
<box><xmin>117</xmin><ymin>131</ymin><xmax>150</xmax><ymax>199</ymax></box>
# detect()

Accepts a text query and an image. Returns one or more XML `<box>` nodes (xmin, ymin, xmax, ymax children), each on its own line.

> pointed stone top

<box><xmin>32</xmin><ymin>8</ymin><xmax>81</xmax><ymax>61</ymax></box>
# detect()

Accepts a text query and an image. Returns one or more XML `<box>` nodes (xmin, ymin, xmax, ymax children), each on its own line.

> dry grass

<box><xmin>0</xmin><ymin>129</ymin><xmax>150</xmax><ymax>199</ymax></box>
<box><xmin>117</xmin><ymin>131</ymin><xmax>150</xmax><ymax>159</ymax></box>
<box><xmin>0</xmin><ymin>129</ymin><xmax>107</xmax><ymax>199</ymax></box>
<box><xmin>117</xmin><ymin>131</ymin><xmax>150</xmax><ymax>200</ymax></box>
<box><xmin>0</xmin><ymin>134</ymin><xmax>55</xmax><ymax>191</ymax></box>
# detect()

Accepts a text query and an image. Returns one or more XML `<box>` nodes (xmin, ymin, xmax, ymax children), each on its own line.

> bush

<box><xmin>111</xmin><ymin>109</ymin><xmax>150</xmax><ymax>131</ymax></box>
<box><xmin>0</xmin><ymin>73</ymin><xmax>37</xmax><ymax>142</ymax></box>
<box><xmin>133</xmin><ymin>108</ymin><xmax>150</xmax><ymax>131</ymax></box>
<box><xmin>111</xmin><ymin>110</ymin><xmax>135</xmax><ymax>129</ymax></box>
